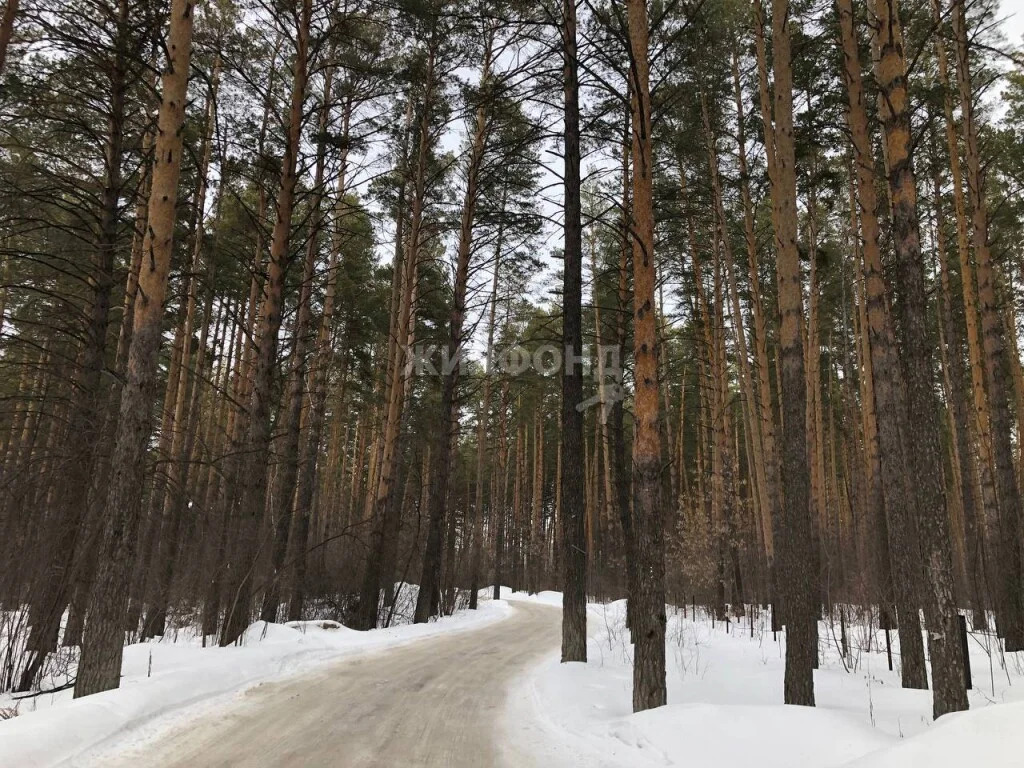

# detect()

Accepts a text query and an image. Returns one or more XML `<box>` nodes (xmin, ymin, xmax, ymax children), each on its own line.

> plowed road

<box><xmin>100</xmin><ymin>601</ymin><xmax>559</xmax><ymax>768</ymax></box>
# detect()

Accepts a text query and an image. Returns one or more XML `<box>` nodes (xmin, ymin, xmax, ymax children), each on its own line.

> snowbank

<box><xmin>500</xmin><ymin>587</ymin><xmax>565</xmax><ymax>607</ymax></box>
<box><xmin>503</xmin><ymin>597</ymin><xmax>1024</xmax><ymax>768</ymax></box>
<box><xmin>842</xmin><ymin>701</ymin><xmax>1024</xmax><ymax>767</ymax></box>
<box><xmin>0</xmin><ymin>598</ymin><xmax>511</xmax><ymax>767</ymax></box>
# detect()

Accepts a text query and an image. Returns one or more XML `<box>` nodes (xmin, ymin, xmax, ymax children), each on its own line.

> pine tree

<box><xmin>765</xmin><ymin>0</ymin><xmax>816</xmax><ymax>707</ymax></box>
<box><xmin>871</xmin><ymin>0</ymin><xmax>968</xmax><ymax>718</ymax></box>
<box><xmin>626</xmin><ymin>0</ymin><xmax>666</xmax><ymax>712</ymax></box>
<box><xmin>75</xmin><ymin>0</ymin><xmax>197</xmax><ymax>697</ymax></box>
<box><xmin>559</xmin><ymin>0</ymin><xmax>587</xmax><ymax>663</ymax></box>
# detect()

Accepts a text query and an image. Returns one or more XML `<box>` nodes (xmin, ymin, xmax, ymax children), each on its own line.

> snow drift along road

<box><xmin>0</xmin><ymin>599</ymin><xmax>512</xmax><ymax>767</ymax></box>
<box><xmin>97</xmin><ymin>600</ymin><xmax>558</xmax><ymax>768</ymax></box>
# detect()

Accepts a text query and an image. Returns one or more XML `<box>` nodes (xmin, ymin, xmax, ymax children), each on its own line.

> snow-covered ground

<box><xmin>504</xmin><ymin>595</ymin><xmax>1024</xmax><ymax>768</ymax></box>
<box><xmin>0</xmin><ymin>596</ymin><xmax>511</xmax><ymax>767</ymax></box>
<box><xmin>5</xmin><ymin>588</ymin><xmax>1021</xmax><ymax>768</ymax></box>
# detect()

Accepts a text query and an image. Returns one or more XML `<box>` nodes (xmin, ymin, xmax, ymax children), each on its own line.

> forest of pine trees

<box><xmin>0</xmin><ymin>0</ymin><xmax>1023</xmax><ymax>723</ymax></box>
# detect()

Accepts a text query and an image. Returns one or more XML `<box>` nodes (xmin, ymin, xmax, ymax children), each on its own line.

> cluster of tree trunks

<box><xmin>0</xmin><ymin>0</ymin><xmax>1021</xmax><ymax>725</ymax></box>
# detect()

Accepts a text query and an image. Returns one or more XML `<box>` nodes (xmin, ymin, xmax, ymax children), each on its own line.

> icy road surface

<box><xmin>100</xmin><ymin>601</ymin><xmax>558</xmax><ymax>768</ymax></box>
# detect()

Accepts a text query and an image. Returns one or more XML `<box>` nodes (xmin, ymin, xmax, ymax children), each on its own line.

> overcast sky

<box><xmin>1000</xmin><ymin>0</ymin><xmax>1024</xmax><ymax>46</ymax></box>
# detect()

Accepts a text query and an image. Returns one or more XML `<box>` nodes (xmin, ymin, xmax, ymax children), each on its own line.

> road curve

<box><xmin>96</xmin><ymin>601</ymin><xmax>560</xmax><ymax>768</ymax></box>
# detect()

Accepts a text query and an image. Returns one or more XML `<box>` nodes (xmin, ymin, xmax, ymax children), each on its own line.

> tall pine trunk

<box><xmin>74</xmin><ymin>0</ymin><xmax>196</xmax><ymax>697</ymax></box>
<box><xmin>559</xmin><ymin>0</ymin><xmax>587</xmax><ymax>663</ymax></box>
<box><xmin>626</xmin><ymin>0</ymin><xmax>665</xmax><ymax>711</ymax></box>
<box><xmin>872</xmin><ymin>0</ymin><xmax>967</xmax><ymax>718</ymax></box>
<box><xmin>837</xmin><ymin>0</ymin><xmax>928</xmax><ymax>688</ymax></box>
<box><xmin>766</xmin><ymin>0</ymin><xmax>817</xmax><ymax>706</ymax></box>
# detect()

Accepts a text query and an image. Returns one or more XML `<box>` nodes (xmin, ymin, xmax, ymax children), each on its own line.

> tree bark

<box><xmin>0</xmin><ymin>0</ymin><xmax>18</xmax><ymax>75</ymax></box>
<box><xmin>74</xmin><ymin>0</ymin><xmax>196</xmax><ymax>697</ymax></box>
<box><xmin>558</xmin><ymin>0</ymin><xmax>587</xmax><ymax>662</ymax></box>
<box><xmin>143</xmin><ymin>59</ymin><xmax>221</xmax><ymax>639</ymax></box>
<box><xmin>837</xmin><ymin>0</ymin><xmax>928</xmax><ymax>688</ymax></box>
<box><xmin>871</xmin><ymin>0</ymin><xmax>968</xmax><ymax>717</ymax></box>
<box><xmin>626</xmin><ymin>0</ymin><xmax>665</xmax><ymax>711</ymax></box>
<box><xmin>766</xmin><ymin>0</ymin><xmax>816</xmax><ymax>706</ymax></box>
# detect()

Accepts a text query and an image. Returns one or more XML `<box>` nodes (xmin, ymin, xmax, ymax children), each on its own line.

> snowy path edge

<box><xmin>0</xmin><ymin>599</ymin><xmax>513</xmax><ymax>768</ymax></box>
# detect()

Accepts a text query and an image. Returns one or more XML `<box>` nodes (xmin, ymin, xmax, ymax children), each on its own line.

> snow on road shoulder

<box><xmin>0</xmin><ymin>598</ymin><xmax>512</xmax><ymax>768</ymax></box>
<box><xmin>500</xmin><ymin>588</ymin><xmax>565</xmax><ymax>607</ymax></box>
<box><xmin>503</xmin><ymin>597</ymin><xmax>1024</xmax><ymax>768</ymax></box>
<box><xmin>840</xmin><ymin>700</ymin><xmax>1024</xmax><ymax>767</ymax></box>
